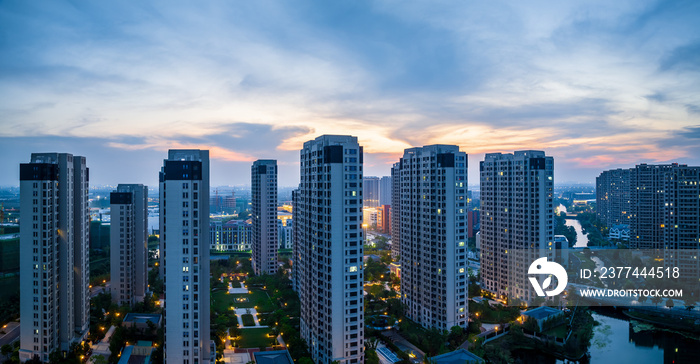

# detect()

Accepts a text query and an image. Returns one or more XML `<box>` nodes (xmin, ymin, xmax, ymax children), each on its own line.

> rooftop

<box><xmin>522</xmin><ymin>306</ymin><xmax>563</xmax><ymax>320</ymax></box>
<box><xmin>252</xmin><ymin>350</ymin><xmax>294</xmax><ymax>364</ymax></box>
<box><xmin>123</xmin><ymin>313</ymin><xmax>162</xmax><ymax>325</ymax></box>
<box><xmin>431</xmin><ymin>348</ymin><xmax>484</xmax><ymax>364</ymax></box>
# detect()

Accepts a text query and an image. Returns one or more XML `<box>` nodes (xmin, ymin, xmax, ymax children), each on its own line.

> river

<box><xmin>557</xmin><ymin>204</ymin><xmax>589</xmax><ymax>248</ymax></box>
<box><xmin>513</xmin><ymin>310</ymin><xmax>700</xmax><ymax>363</ymax></box>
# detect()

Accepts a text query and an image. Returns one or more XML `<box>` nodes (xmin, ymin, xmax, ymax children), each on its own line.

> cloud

<box><xmin>1</xmin><ymin>0</ymin><xmax>700</xmax><ymax>185</ymax></box>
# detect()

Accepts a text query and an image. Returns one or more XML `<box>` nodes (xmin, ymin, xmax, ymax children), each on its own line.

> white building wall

<box><xmin>160</xmin><ymin>149</ymin><xmax>211</xmax><ymax>364</ymax></box>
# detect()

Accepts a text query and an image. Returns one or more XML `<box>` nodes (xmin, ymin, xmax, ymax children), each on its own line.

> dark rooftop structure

<box><xmin>253</xmin><ymin>350</ymin><xmax>294</xmax><ymax>364</ymax></box>
<box><xmin>522</xmin><ymin>306</ymin><xmax>562</xmax><ymax>320</ymax></box>
<box><xmin>430</xmin><ymin>348</ymin><xmax>484</xmax><ymax>364</ymax></box>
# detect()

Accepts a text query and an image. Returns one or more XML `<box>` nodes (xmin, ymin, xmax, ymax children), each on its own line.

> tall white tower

<box><xmin>395</xmin><ymin>145</ymin><xmax>469</xmax><ymax>330</ymax></box>
<box><xmin>251</xmin><ymin>160</ymin><xmax>278</xmax><ymax>275</ymax></box>
<box><xmin>19</xmin><ymin>153</ymin><xmax>90</xmax><ymax>362</ymax></box>
<box><xmin>480</xmin><ymin>151</ymin><xmax>554</xmax><ymax>304</ymax></box>
<box><xmin>160</xmin><ymin>149</ymin><xmax>211</xmax><ymax>364</ymax></box>
<box><xmin>296</xmin><ymin>135</ymin><xmax>364</xmax><ymax>364</ymax></box>
<box><xmin>110</xmin><ymin>184</ymin><xmax>148</xmax><ymax>306</ymax></box>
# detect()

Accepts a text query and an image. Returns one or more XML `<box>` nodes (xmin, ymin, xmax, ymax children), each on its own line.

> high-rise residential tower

<box><xmin>480</xmin><ymin>151</ymin><xmax>554</xmax><ymax>304</ymax></box>
<box><xmin>110</xmin><ymin>184</ymin><xmax>148</xmax><ymax>306</ymax></box>
<box><xmin>379</xmin><ymin>176</ymin><xmax>392</xmax><ymax>206</ymax></box>
<box><xmin>395</xmin><ymin>145</ymin><xmax>469</xmax><ymax>330</ymax></box>
<box><xmin>390</xmin><ymin>164</ymin><xmax>401</xmax><ymax>258</ymax></box>
<box><xmin>159</xmin><ymin>149</ymin><xmax>211</xmax><ymax>364</ymax></box>
<box><xmin>595</xmin><ymin>168</ymin><xmax>631</xmax><ymax>227</ymax></box>
<box><xmin>251</xmin><ymin>160</ymin><xmax>278</xmax><ymax>275</ymax></box>
<box><xmin>19</xmin><ymin>153</ymin><xmax>90</xmax><ymax>362</ymax></box>
<box><xmin>296</xmin><ymin>135</ymin><xmax>364</xmax><ymax>364</ymax></box>
<box><xmin>291</xmin><ymin>188</ymin><xmax>300</xmax><ymax>292</ymax></box>
<box><xmin>363</xmin><ymin>176</ymin><xmax>380</xmax><ymax>208</ymax></box>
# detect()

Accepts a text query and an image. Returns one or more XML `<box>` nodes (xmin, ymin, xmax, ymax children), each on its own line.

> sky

<box><xmin>1</xmin><ymin>0</ymin><xmax>699</xmax><ymax>187</ymax></box>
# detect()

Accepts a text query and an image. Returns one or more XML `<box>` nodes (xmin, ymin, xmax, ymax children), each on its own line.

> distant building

<box><xmin>251</xmin><ymin>160</ymin><xmax>278</xmax><ymax>275</ymax></box>
<box><xmin>379</xmin><ymin>176</ymin><xmax>392</xmax><ymax>206</ymax></box>
<box><xmin>110</xmin><ymin>184</ymin><xmax>148</xmax><ymax>306</ymax></box>
<box><xmin>210</xmin><ymin>191</ymin><xmax>236</xmax><ymax>215</ymax></box>
<box><xmin>596</xmin><ymin>168</ymin><xmax>631</xmax><ymax>227</ymax></box>
<box><xmin>394</xmin><ymin>145</ymin><xmax>469</xmax><ymax>331</ymax></box>
<box><xmin>291</xmin><ymin>189</ymin><xmax>300</xmax><ymax>292</ymax></box>
<box><xmin>210</xmin><ymin>220</ymin><xmax>251</xmax><ymax>252</ymax></box>
<box><xmin>553</xmin><ymin>235</ymin><xmax>569</xmax><ymax>266</ymax></box>
<box><xmin>278</xmin><ymin>219</ymin><xmax>293</xmax><ymax>250</ymax></box>
<box><xmin>608</xmin><ymin>224</ymin><xmax>630</xmax><ymax>241</ymax></box>
<box><xmin>362</xmin><ymin>207</ymin><xmax>378</xmax><ymax>229</ymax></box>
<box><xmin>630</xmin><ymin>164</ymin><xmax>700</xmax><ymax>250</ymax></box>
<box><xmin>480</xmin><ymin>151</ymin><xmax>555</xmax><ymax>305</ymax></box>
<box><xmin>467</xmin><ymin>210</ymin><xmax>479</xmax><ymax>238</ymax></box>
<box><xmin>364</xmin><ymin>176</ymin><xmax>380</xmax><ymax>208</ymax></box>
<box><xmin>377</xmin><ymin>205</ymin><xmax>390</xmax><ymax>234</ymax></box>
<box><xmin>19</xmin><ymin>153</ymin><xmax>90</xmax><ymax>362</ymax></box>
<box><xmin>390</xmin><ymin>163</ymin><xmax>401</xmax><ymax>258</ymax></box>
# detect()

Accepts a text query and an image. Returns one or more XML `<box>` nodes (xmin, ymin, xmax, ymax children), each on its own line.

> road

<box><xmin>0</xmin><ymin>322</ymin><xmax>20</xmax><ymax>347</ymax></box>
<box><xmin>90</xmin><ymin>282</ymin><xmax>110</xmax><ymax>298</ymax></box>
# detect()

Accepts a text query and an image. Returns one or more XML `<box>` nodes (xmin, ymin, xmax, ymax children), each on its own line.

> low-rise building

<box><xmin>608</xmin><ymin>224</ymin><xmax>630</xmax><ymax>241</ymax></box>
<box><xmin>430</xmin><ymin>348</ymin><xmax>483</xmax><ymax>364</ymax></box>
<box><xmin>210</xmin><ymin>220</ymin><xmax>251</xmax><ymax>252</ymax></box>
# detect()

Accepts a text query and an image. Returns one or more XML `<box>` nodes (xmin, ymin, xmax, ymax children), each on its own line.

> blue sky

<box><xmin>1</xmin><ymin>0</ymin><xmax>699</xmax><ymax>187</ymax></box>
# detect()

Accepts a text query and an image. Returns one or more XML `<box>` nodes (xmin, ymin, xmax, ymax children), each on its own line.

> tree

<box><xmin>651</xmin><ymin>295</ymin><xmax>662</xmax><ymax>307</ymax></box>
<box><xmin>1</xmin><ymin>344</ymin><xmax>12</xmax><ymax>356</ymax></box>
<box><xmin>683</xmin><ymin>295</ymin><xmax>697</xmax><ymax>311</ymax></box>
<box><xmin>90</xmin><ymin>355</ymin><xmax>108</xmax><ymax>364</ymax></box>
<box><xmin>666</xmin><ymin>299</ymin><xmax>674</xmax><ymax>309</ymax></box>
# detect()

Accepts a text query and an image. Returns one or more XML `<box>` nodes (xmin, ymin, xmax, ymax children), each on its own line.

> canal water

<box><xmin>557</xmin><ymin>204</ymin><xmax>589</xmax><ymax>248</ymax></box>
<box><xmin>513</xmin><ymin>310</ymin><xmax>700</xmax><ymax>363</ymax></box>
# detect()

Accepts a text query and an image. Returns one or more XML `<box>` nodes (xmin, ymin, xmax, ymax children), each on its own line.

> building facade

<box><xmin>296</xmin><ymin>135</ymin><xmax>364</xmax><ymax>364</ymax></box>
<box><xmin>291</xmin><ymin>189</ymin><xmax>300</xmax><ymax>292</ymax></box>
<box><xmin>252</xmin><ymin>160</ymin><xmax>279</xmax><ymax>275</ymax></box>
<box><xmin>159</xmin><ymin>149</ymin><xmax>211</xmax><ymax>364</ymax></box>
<box><xmin>596</xmin><ymin>168</ymin><xmax>631</xmax><ymax>228</ymax></box>
<box><xmin>390</xmin><ymin>163</ymin><xmax>401</xmax><ymax>258</ymax></box>
<box><xmin>377</xmin><ymin>205</ymin><xmax>390</xmax><ymax>235</ymax></box>
<box><xmin>110</xmin><ymin>184</ymin><xmax>148</xmax><ymax>306</ymax></box>
<box><xmin>379</xmin><ymin>176</ymin><xmax>392</xmax><ymax>206</ymax></box>
<box><xmin>363</xmin><ymin>176</ymin><xmax>380</xmax><ymax>208</ymax></box>
<box><xmin>210</xmin><ymin>220</ymin><xmax>251</xmax><ymax>252</ymax></box>
<box><xmin>19</xmin><ymin>153</ymin><xmax>90</xmax><ymax>362</ymax></box>
<box><xmin>279</xmin><ymin>219</ymin><xmax>293</xmax><ymax>250</ymax></box>
<box><xmin>395</xmin><ymin>145</ymin><xmax>469</xmax><ymax>330</ymax></box>
<box><xmin>479</xmin><ymin>151</ymin><xmax>555</xmax><ymax>305</ymax></box>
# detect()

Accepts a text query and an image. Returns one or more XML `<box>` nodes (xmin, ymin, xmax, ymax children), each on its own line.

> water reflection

<box><xmin>510</xmin><ymin>310</ymin><xmax>700</xmax><ymax>363</ymax></box>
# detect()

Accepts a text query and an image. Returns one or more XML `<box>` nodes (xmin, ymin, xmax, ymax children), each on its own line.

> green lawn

<box><xmin>542</xmin><ymin>324</ymin><xmax>568</xmax><ymax>339</ymax></box>
<box><xmin>236</xmin><ymin>327</ymin><xmax>276</xmax><ymax>349</ymax></box>
<box><xmin>229</xmin><ymin>290</ymin><xmax>274</xmax><ymax>311</ymax></box>
<box><xmin>211</xmin><ymin>290</ymin><xmax>236</xmax><ymax>313</ymax></box>
<box><xmin>211</xmin><ymin>287</ymin><xmax>275</xmax><ymax>315</ymax></box>
<box><xmin>241</xmin><ymin>314</ymin><xmax>256</xmax><ymax>326</ymax></box>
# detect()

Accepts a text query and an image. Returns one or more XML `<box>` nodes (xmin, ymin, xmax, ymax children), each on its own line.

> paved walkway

<box><xmin>234</xmin><ymin>308</ymin><xmax>268</xmax><ymax>328</ymax></box>
<box><xmin>380</xmin><ymin>330</ymin><xmax>424</xmax><ymax>362</ymax></box>
<box><xmin>229</xmin><ymin>282</ymin><xmax>249</xmax><ymax>294</ymax></box>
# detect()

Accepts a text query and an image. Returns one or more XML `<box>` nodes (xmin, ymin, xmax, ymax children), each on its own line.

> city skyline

<box><xmin>2</xmin><ymin>1</ymin><xmax>700</xmax><ymax>187</ymax></box>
